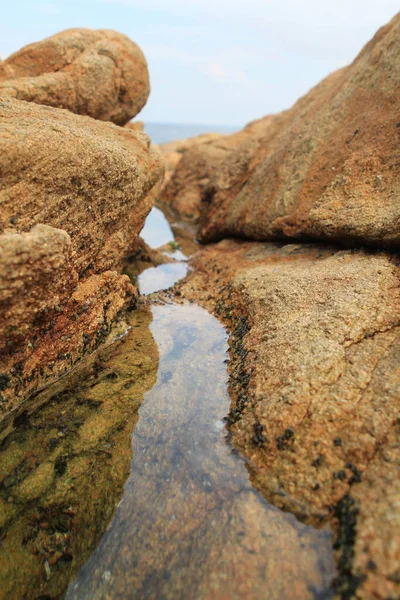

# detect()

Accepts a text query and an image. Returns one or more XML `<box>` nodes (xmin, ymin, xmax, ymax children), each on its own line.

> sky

<box><xmin>1</xmin><ymin>1</ymin><xmax>399</xmax><ymax>127</ymax></box>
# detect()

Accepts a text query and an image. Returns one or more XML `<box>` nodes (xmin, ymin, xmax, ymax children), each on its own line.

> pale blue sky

<box><xmin>1</xmin><ymin>1</ymin><xmax>398</xmax><ymax>126</ymax></box>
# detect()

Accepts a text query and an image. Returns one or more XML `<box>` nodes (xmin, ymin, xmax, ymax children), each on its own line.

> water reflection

<box><xmin>135</xmin><ymin>207</ymin><xmax>189</xmax><ymax>295</ymax></box>
<box><xmin>140</xmin><ymin>207</ymin><xmax>174</xmax><ymax>249</ymax></box>
<box><xmin>68</xmin><ymin>304</ymin><xmax>335</xmax><ymax>600</ymax></box>
<box><xmin>0</xmin><ymin>309</ymin><xmax>158</xmax><ymax>600</ymax></box>
<box><xmin>138</xmin><ymin>262</ymin><xmax>188</xmax><ymax>295</ymax></box>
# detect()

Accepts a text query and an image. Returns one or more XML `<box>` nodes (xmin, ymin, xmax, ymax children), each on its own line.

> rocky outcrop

<box><xmin>0</xmin><ymin>99</ymin><xmax>162</xmax><ymax>272</ymax></box>
<box><xmin>177</xmin><ymin>240</ymin><xmax>400</xmax><ymax>600</ymax></box>
<box><xmin>157</xmin><ymin>133</ymin><xmax>221</xmax><ymax>187</ymax></box>
<box><xmin>0</xmin><ymin>29</ymin><xmax>149</xmax><ymax>124</ymax></box>
<box><xmin>158</xmin><ymin>121</ymin><xmax>276</xmax><ymax>222</ymax></box>
<box><xmin>0</xmin><ymin>98</ymin><xmax>163</xmax><ymax>415</ymax></box>
<box><xmin>160</xmin><ymin>15</ymin><xmax>400</xmax><ymax>595</ymax></box>
<box><xmin>161</xmin><ymin>14</ymin><xmax>400</xmax><ymax>249</ymax></box>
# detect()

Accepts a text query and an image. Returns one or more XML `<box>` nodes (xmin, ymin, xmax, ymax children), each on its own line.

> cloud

<box><xmin>3</xmin><ymin>0</ymin><xmax>398</xmax><ymax>125</ymax></box>
<box><xmin>97</xmin><ymin>0</ymin><xmax>399</xmax><ymax>60</ymax></box>
<box><xmin>144</xmin><ymin>41</ymin><xmax>251</xmax><ymax>87</ymax></box>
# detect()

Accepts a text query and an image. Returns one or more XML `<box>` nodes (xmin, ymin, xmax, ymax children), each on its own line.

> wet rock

<box><xmin>165</xmin><ymin>14</ymin><xmax>400</xmax><ymax>248</ymax></box>
<box><xmin>0</xmin><ymin>307</ymin><xmax>158</xmax><ymax>599</ymax></box>
<box><xmin>178</xmin><ymin>239</ymin><xmax>400</xmax><ymax>599</ymax></box>
<box><xmin>0</xmin><ymin>98</ymin><xmax>163</xmax><ymax>415</ymax></box>
<box><xmin>0</xmin><ymin>28</ymin><xmax>149</xmax><ymax>124</ymax></box>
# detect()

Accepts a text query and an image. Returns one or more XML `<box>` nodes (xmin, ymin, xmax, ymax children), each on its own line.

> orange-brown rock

<box><xmin>180</xmin><ymin>14</ymin><xmax>400</xmax><ymax>249</ymax></box>
<box><xmin>158</xmin><ymin>123</ymin><xmax>275</xmax><ymax>222</ymax></box>
<box><xmin>0</xmin><ymin>98</ymin><xmax>163</xmax><ymax>272</ymax></box>
<box><xmin>0</xmin><ymin>98</ymin><xmax>163</xmax><ymax>415</ymax></box>
<box><xmin>177</xmin><ymin>240</ymin><xmax>400</xmax><ymax>600</ymax></box>
<box><xmin>0</xmin><ymin>29</ymin><xmax>149</xmax><ymax>125</ymax></box>
<box><xmin>155</xmin><ymin>133</ymin><xmax>221</xmax><ymax>198</ymax></box>
<box><xmin>125</xmin><ymin>120</ymin><xmax>144</xmax><ymax>132</ymax></box>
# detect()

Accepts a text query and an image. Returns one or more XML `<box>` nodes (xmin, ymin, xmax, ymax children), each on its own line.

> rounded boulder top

<box><xmin>0</xmin><ymin>28</ymin><xmax>150</xmax><ymax>125</ymax></box>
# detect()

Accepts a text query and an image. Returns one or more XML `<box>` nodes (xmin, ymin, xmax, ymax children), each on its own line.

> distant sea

<box><xmin>143</xmin><ymin>122</ymin><xmax>238</xmax><ymax>145</ymax></box>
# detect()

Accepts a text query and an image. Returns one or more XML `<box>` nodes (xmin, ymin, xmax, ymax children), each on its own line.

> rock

<box><xmin>177</xmin><ymin>240</ymin><xmax>400</xmax><ymax>599</ymax></box>
<box><xmin>0</xmin><ymin>306</ymin><xmax>158</xmax><ymax>599</ymax></box>
<box><xmin>0</xmin><ymin>225</ymin><xmax>75</xmax><ymax>352</ymax></box>
<box><xmin>156</xmin><ymin>133</ymin><xmax>222</xmax><ymax>202</ymax></box>
<box><xmin>0</xmin><ymin>98</ymin><xmax>163</xmax><ymax>414</ymax></box>
<box><xmin>158</xmin><ymin>132</ymin><xmax>242</xmax><ymax>222</ymax></box>
<box><xmin>158</xmin><ymin>123</ymin><xmax>274</xmax><ymax>222</ymax></box>
<box><xmin>176</xmin><ymin>14</ymin><xmax>400</xmax><ymax>248</ymax></box>
<box><xmin>0</xmin><ymin>98</ymin><xmax>163</xmax><ymax>272</ymax></box>
<box><xmin>0</xmin><ymin>29</ymin><xmax>149</xmax><ymax>124</ymax></box>
<box><xmin>0</xmin><ymin>225</ymin><xmax>136</xmax><ymax>418</ymax></box>
<box><xmin>125</xmin><ymin>120</ymin><xmax>145</xmax><ymax>132</ymax></box>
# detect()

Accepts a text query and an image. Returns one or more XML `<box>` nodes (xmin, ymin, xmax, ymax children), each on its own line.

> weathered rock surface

<box><xmin>0</xmin><ymin>307</ymin><xmax>158</xmax><ymax>599</ymax></box>
<box><xmin>0</xmin><ymin>98</ymin><xmax>163</xmax><ymax>414</ymax></box>
<box><xmin>0</xmin><ymin>98</ymin><xmax>163</xmax><ymax>271</ymax></box>
<box><xmin>0</xmin><ymin>29</ymin><xmax>149</xmax><ymax>124</ymax></box>
<box><xmin>177</xmin><ymin>240</ymin><xmax>400</xmax><ymax>599</ymax></box>
<box><xmin>158</xmin><ymin>121</ymin><xmax>275</xmax><ymax>222</ymax></box>
<box><xmin>157</xmin><ymin>133</ymin><xmax>221</xmax><ymax>186</ymax></box>
<box><xmin>162</xmin><ymin>14</ymin><xmax>400</xmax><ymax>248</ymax></box>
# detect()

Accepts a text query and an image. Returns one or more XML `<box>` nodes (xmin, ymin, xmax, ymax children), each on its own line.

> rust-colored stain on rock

<box><xmin>0</xmin><ymin>98</ymin><xmax>164</xmax><ymax>413</ymax></box>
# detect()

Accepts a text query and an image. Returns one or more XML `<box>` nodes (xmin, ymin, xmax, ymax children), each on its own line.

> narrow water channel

<box><xmin>67</xmin><ymin>302</ymin><xmax>335</xmax><ymax>600</ymax></box>
<box><xmin>0</xmin><ymin>208</ymin><xmax>336</xmax><ymax>599</ymax></box>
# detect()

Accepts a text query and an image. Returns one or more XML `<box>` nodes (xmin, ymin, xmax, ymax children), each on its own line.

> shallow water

<box><xmin>138</xmin><ymin>262</ymin><xmax>188</xmax><ymax>295</ymax></box>
<box><xmin>137</xmin><ymin>206</ymin><xmax>190</xmax><ymax>295</ymax></box>
<box><xmin>67</xmin><ymin>304</ymin><xmax>335</xmax><ymax>600</ymax></box>
<box><xmin>0</xmin><ymin>309</ymin><xmax>159</xmax><ymax>600</ymax></box>
<box><xmin>0</xmin><ymin>208</ymin><xmax>336</xmax><ymax>599</ymax></box>
<box><xmin>140</xmin><ymin>207</ymin><xmax>175</xmax><ymax>249</ymax></box>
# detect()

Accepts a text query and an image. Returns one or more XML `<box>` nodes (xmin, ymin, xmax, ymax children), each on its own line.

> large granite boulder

<box><xmin>0</xmin><ymin>29</ymin><xmax>149</xmax><ymax>125</ymax></box>
<box><xmin>178</xmin><ymin>240</ymin><xmax>400</xmax><ymax>600</ymax></box>
<box><xmin>157</xmin><ymin>119</ymin><xmax>277</xmax><ymax>222</ymax></box>
<box><xmin>163</xmin><ymin>14</ymin><xmax>400</xmax><ymax>249</ymax></box>
<box><xmin>0</xmin><ymin>98</ymin><xmax>164</xmax><ymax>414</ymax></box>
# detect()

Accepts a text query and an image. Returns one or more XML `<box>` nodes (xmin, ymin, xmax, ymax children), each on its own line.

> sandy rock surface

<box><xmin>0</xmin><ymin>98</ymin><xmax>163</xmax><ymax>273</ymax></box>
<box><xmin>0</xmin><ymin>98</ymin><xmax>163</xmax><ymax>414</ymax></box>
<box><xmin>176</xmin><ymin>239</ymin><xmax>400</xmax><ymax>600</ymax></box>
<box><xmin>0</xmin><ymin>28</ymin><xmax>149</xmax><ymax>124</ymax></box>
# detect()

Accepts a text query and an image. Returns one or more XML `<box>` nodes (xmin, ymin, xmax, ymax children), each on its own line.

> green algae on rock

<box><xmin>0</xmin><ymin>308</ymin><xmax>158</xmax><ymax>600</ymax></box>
<box><xmin>0</xmin><ymin>98</ymin><xmax>163</xmax><ymax>415</ymax></box>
